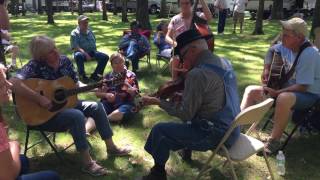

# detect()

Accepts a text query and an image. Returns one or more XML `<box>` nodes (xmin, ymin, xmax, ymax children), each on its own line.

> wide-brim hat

<box><xmin>174</xmin><ymin>29</ymin><xmax>213</xmax><ymax>55</ymax></box>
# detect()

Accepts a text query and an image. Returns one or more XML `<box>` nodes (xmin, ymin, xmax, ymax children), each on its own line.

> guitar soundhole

<box><xmin>54</xmin><ymin>89</ymin><xmax>67</xmax><ymax>103</ymax></box>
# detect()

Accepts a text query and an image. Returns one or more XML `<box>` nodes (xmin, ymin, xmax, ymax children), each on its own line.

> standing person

<box><xmin>233</xmin><ymin>0</ymin><xmax>248</xmax><ymax>34</ymax></box>
<box><xmin>165</xmin><ymin>0</ymin><xmax>213</xmax><ymax>80</ymax></box>
<box><xmin>11</xmin><ymin>36</ymin><xmax>131</xmax><ymax>176</ymax></box>
<box><xmin>141</xmin><ymin>29</ymin><xmax>240</xmax><ymax>180</ymax></box>
<box><xmin>70</xmin><ymin>15</ymin><xmax>109</xmax><ymax>82</ymax></box>
<box><xmin>215</xmin><ymin>0</ymin><xmax>228</xmax><ymax>35</ymax></box>
<box><xmin>240</xmin><ymin>18</ymin><xmax>320</xmax><ymax>155</ymax></box>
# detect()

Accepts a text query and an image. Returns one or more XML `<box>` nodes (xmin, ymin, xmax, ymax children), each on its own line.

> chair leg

<box><xmin>40</xmin><ymin>131</ymin><xmax>64</xmax><ymax>162</ymax></box>
<box><xmin>222</xmin><ymin>146</ymin><xmax>238</xmax><ymax>180</ymax></box>
<box><xmin>24</xmin><ymin>128</ymin><xmax>30</xmax><ymax>156</ymax></box>
<box><xmin>196</xmin><ymin>151</ymin><xmax>218</xmax><ymax>180</ymax></box>
<box><xmin>262</xmin><ymin>150</ymin><xmax>275</xmax><ymax>180</ymax></box>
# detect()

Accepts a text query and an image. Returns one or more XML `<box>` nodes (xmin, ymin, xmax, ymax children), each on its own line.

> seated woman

<box><xmin>0</xmin><ymin>64</ymin><xmax>60</xmax><ymax>180</ymax></box>
<box><xmin>118</xmin><ymin>21</ymin><xmax>150</xmax><ymax>73</ymax></box>
<box><xmin>153</xmin><ymin>21</ymin><xmax>172</xmax><ymax>59</ymax></box>
<box><xmin>95</xmin><ymin>53</ymin><xmax>139</xmax><ymax>123</ymax></box>
<box><xmin>10</xmin><ymin>36</ymin><xmax>130</xmax><ymax>177</ymax></box>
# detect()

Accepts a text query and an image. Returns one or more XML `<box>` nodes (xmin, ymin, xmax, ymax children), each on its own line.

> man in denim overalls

<box><xmin>141</xmin><ymin>29</ymin><xmax>240</xmax><ymax>180</ymax></box>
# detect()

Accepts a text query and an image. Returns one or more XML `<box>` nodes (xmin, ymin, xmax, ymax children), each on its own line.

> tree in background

<box><xmin>159</xmin><ymin>0</ymin><xmax>167</xmax><ymax>18</ymax></box>
<box><xmin>113</xmin><ymin>0</ymin><xmax>118</xmax><ymax>15</ymax></box>
<box><xmin>122</xmin><ymin>0</ymin><xmax>128</xmax><ymax>22</ymax></box>
<box><xmin>37</xmin><ymin>0</ymin><xmax>43</xmax><ymax>14</ymax></box>
<box><xmin>78</xmin><ymin>0</ymin><xmax>83</xmax><ymax>15</ymax></box>
<box><xmin>253</xmin><ymin>0</ymin><xmax>265</xmax><ymax>34</ymax></box>
<box><xmin>94</xmin><ymin>0</ymin><xmax>97</xmax><ymax>11</ymax></box>
<box><xmin>102</xmin><ymin>0</ymin><xmax>108</xmax><ymax>21</ymax></box>
<box><xmin>136</xmin><ymin>0</ymin><xmax>151</xmax><ymax>29</ymax></box>
<box><xmin>311</xmin><ymin>0</ymin><xmax>320</xmax><ymax>39</ymax></box>
<box><xmin>22</xmin><ymin>0</ymin><xmax>26</xmax><ymax>16</ymax></box>
<box><xmin>271</xmin><ymin>0</ymin><xmax>283</xmax><ymax>19</ymax></box>
<box><xmin>45</xmin><ymin>0</ymin><xmax>54</xmax><ymax>24</ymax></box>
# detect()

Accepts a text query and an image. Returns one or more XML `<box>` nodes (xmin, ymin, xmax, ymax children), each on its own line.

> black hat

<box><xmin>174</xmin><ymin>29</ymin><xmax>213</xmax><ymax>55</ymax></box>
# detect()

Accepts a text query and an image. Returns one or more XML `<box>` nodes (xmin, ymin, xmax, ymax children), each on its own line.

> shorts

<box><xmin>102</xmin><ymin>101</ymin><xmax>136</xmax><ymax>121</ymax></box>
<box><xmin>292</xmin><ymin>92</ymin><xmax>320</xmax><ymax>110</ymax></box>
<box><xmin>233</xmin><ymin>11</ymin><xmax>245</xmax><ymax>23</ymax></box>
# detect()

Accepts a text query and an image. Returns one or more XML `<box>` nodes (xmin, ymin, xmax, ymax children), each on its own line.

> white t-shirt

<box><xmin>234</xmin><ymin>0</ymin><xmax>248</xmax><ymax>13</ymax></box>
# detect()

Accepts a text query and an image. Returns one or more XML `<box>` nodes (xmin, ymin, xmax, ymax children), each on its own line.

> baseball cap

<box><xmin>280</xmin><ymin>17</ymin><xmax>308</xmax><ymax>37</ymax></box>
<box><xmin>77</xmin><ymin>15</ymin><xmax>89</xmax><ymax>22</ymax></box>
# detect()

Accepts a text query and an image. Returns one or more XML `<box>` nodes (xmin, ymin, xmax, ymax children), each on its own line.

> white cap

<box><xmin>280</xmin><ymin>17</ymin><xmax>308</xmax><ymax>37</ymax></box>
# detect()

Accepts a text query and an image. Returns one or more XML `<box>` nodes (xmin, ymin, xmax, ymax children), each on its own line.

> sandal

<box><xmin>107</xmin><ymin>146</ymin><xmax>131</xmax><ymax>156</ymax></box>
<box><xmin>81</xmin><ymin>161</ymin><xmax>108</xmax><ymax>176</ymax></box>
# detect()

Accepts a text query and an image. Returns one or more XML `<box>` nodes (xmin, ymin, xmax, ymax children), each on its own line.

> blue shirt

<box><xmin>70</xmin><ymin>27</ymin><xmax>97</xmax><ymax>53</ymax></box>
<box><xmin>153</xmin><ymin>32</ymin><xmax>172</xmax><ymax>53</ymax></box>
<box><xmin>265</xmin><ymin>42</ymin><xmax>320</xmax><ymax>95</ymax></box>
<box><xmin>16</xmin><ymin>55</ymin><xmax>78</xmax><ymax>83</ymax></box>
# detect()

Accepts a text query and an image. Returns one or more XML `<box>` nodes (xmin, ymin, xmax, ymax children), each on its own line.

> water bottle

<box><xmin>276</xmin><ymin>150</ymin><xmax>286</xmax><ymax>176</ymax></box>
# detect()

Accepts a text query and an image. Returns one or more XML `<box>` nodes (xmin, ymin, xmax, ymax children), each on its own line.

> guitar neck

<box><xmin>66</xmin><ymin>82</ymin><xmax>102</xmax><ymax>96</ymax></box>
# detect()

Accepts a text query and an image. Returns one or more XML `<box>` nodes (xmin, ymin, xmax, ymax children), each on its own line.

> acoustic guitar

<box><xmin>15</xmin><ymin>73</ymin><xmax>124</xmax><ymax>126</ymax></box>
<box><xmin>266</xmin><ymin>51</ymin><xmax>285</xmax><ymax>90</ymax></box>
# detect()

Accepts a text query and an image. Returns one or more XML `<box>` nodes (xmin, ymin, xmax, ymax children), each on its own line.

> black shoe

<box><xmin>257</xmin><ymin>138</ymin><xmax>281</xmax><ymax>156</ymax></box>
<box><xmin>142</xmin><ymin>167</ymin><xmax>167</xmax><ymax>180</ymax></box>
<box><xmin>90</xmin><ymin>74</ymin><xmax>102</xmax><ymax>82</ymax></box>
<box><xmin>80</xmin><ymin>75</ymin><xmax>89</xmax><ymax>83</ymax></box>
<box><xmin>178</xmin><ymin>149</ymin><xmax>192</xmax><ymax>162</ymax></box>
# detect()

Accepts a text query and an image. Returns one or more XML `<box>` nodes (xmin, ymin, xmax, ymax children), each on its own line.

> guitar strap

<box><xmin>280</xmin><ymin>41</ymin><xmax>312</xmax><ymax>85</ymax></box>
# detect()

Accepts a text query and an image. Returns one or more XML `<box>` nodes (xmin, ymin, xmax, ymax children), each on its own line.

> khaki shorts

<box><xmin>233</xmin><ymin>11</ymin><xmax>245</xmax><ymax>23</ymax></box>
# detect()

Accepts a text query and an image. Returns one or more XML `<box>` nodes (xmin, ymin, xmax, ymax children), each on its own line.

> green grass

<box><xmin>3</xmin><ymin>12</ymin><xmax>320</xmax><ymax>180</ymax></box>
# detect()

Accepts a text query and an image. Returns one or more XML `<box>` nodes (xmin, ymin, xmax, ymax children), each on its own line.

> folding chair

<box><xmin>12</xmin><ymin>94</ymin><xmax>75</xmax><ymax>162</ymax></box>
<box><xmin>196</xmin><ymin>98</ymin><xmax>275</xmax><ymax>180</ymax></box>
<box><xmin>156</xmin><ymin>53</ymin><xmax>170</xmax><ymax>72</ymax></box>
<box><xmin>261</xmin><ymin>98</ymin><xmax>320</xmax><ymax>150</ymax></box>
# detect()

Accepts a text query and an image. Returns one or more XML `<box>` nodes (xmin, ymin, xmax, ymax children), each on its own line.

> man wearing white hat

<box><xmin>240</xmin><ymin>17</ymin><xmax>320</xmax><ymax>155</ymax></box>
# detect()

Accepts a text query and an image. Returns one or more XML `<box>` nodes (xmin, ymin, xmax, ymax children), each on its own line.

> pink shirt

<box><xmin>0</xmin><ymin>116</ymin><xmax>9</xmax><ymax>153</ymax></box>
<box><xmin>168</xmin><ymin>12</ymin><xmax>205</xmax><ymax>37</ymax></box>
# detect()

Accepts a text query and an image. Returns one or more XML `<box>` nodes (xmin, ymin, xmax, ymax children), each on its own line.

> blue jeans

<box><xmin>32</xmin><ymin>101</ymin><xmax>113</xmax><ymax>151</ymax></box>
<box><xmin>74</xmin><ymin>50</ymin><xmax>109</xmax><ymax>77</ymax></box>
<box><xmin>292</xmin><ymin>92</ymin><xmax>320</xmax><ymax>110</ymax></box>
<box><xmin>218</xmin><ymin>9</ymin><xmax>227</xmax><ymax>33</ymax></box>
<box><xmin>17</xmin><ymin>155</ymin><xmax>60</xmax><ymax>180</ymax></box>
<box><xmin>144</xmin><ymin>122</ymin><xmax>224</xmax><ymax>165</ymax></box>
<box><xmin>125</xmin><ymin>41</ymin><xmax>145</xmax><ymax>71</ymax></box>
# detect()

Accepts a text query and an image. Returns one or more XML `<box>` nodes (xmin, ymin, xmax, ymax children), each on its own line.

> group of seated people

<box><xmin>1</xmin><ymin>0</ymin><xmax>320</xmax><ymax>179</ymax></box>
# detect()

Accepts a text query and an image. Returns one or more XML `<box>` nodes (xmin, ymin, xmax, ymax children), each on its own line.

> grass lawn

<box><xmin>3</xmin><ymin>12</ymin><xmax>320</xmax><ymax>180</ymax></box>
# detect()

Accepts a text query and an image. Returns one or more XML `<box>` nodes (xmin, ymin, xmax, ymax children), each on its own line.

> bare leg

<box><xmin>271</xmin><ymin>92</ymin><xmax>295</xmax><ymax>140</ymax></box>
<box><xmin>240</xmin><ymin>85</ymin><xmax>265</xmax><ymax>110</ymax></box>
<box><xmin>85</xmin><ymin>117</ymin><xmax>96</xmax><ymax>135</ymax></box>
<box><xmin>108</xmin><ymin>109</ymin><xmax>124</xmax><ymax>123</ymax></box>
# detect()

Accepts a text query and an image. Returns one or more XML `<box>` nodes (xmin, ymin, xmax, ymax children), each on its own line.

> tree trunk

<box><xmin>158</xmin><ymin>0</ymin><xmax>166</xmax><ymax>18</ymax></box>
<box><xmin>45</xmin><ymin>0</ymin><xmax>54</xmax><ymax>24</ymax></box>
<box><xmin>311</xmin><ymin>0</ymin><xmax>320</xmax><ymax>39</ymax></box>
<box><xmin>32</xmin><ymin>0</ymin><xmax>37</xmax><ymax>11</ymax></box>
<box><xmin>296</xmin><ymin>0</ymin><xmax>304</xmax><ymax>9</ymax></box>
<box><xmin>102</xmin><ymin>0</ymin><xmax>108</xmax><ymax>21</ymax></box>
<box><xmin>271</xmin><ymin>0</ymin><xmax>283</xmax><ymax>19</ymax></box>
<box><xmin>253</xmin><ymin>0</ymin><xmax>265</xmax><ymax>35</ymax></box>
<box><xmin>22</xmin><ymin>0</ymin><xmax>26</xmax><ymax>16</ymax></box>
<box><xmin>94</xmin><ymin>0</ymin><xmax>97</xmax><ymax>11</ymax></box>
<box><xmin>78</xmin><ymin>0</ymin><xmax>83</xmax><ymax>15</ymax></box>
<box><xmin>122</xmin><ymin>0</ymin><xmax>128</xmax><ymax>22</ymax></box>
<box><xmin>37</xmin><ymin>0</ymin><xmax>43</xmax><ymax>14</ymax></box>
<box><xmin>113</xmin><ymin>0</ymin><xmax>118</xmax><ymax>15</ymax></box>
<box><xmin>136</xmin><ymin>0</ymin><xmax>151</xmax><ymax>29</ymax></box>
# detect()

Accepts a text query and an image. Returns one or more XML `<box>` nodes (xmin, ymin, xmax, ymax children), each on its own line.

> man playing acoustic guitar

<box><xmin>10</xmin><ymin>35</ymin><xmax>130</xmax><ymax>177</ymax></box>
<box><xmin>240</xmin><ymin>17</ymin><xmax>320</xmax><ymax>155</ymax></box>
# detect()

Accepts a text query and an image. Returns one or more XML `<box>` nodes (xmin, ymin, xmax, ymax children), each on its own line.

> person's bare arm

<box><xmin>0</xmin><ymin>141</ymin><xmax>21</xmax><ymax>180</ymax></box>
<box><xmin>165</xmin><ymin>28</ymin><xmax>177</xmax><ymax>47</ymax></box>
<box><xmin>199</xmin><ymin>0</ymin><xmax>213</xmax><ymax>22</ymax></box>
<box><xmin>10</xmin><ymin>77</ymin><xmax>52</xmax><ymax>109</ymax></box>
